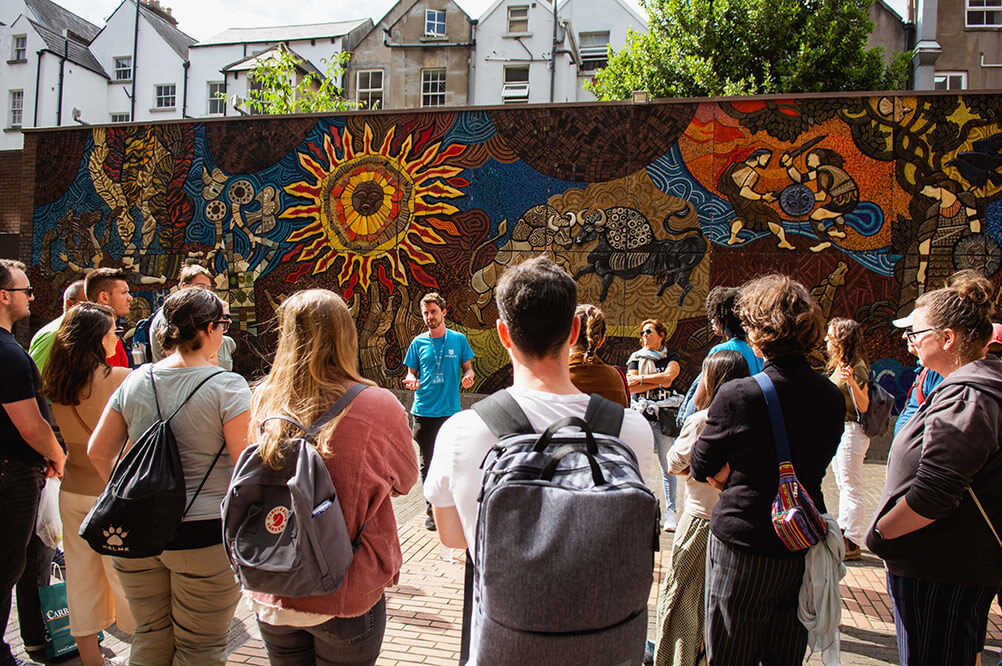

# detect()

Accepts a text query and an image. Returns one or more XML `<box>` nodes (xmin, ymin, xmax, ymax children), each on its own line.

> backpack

<box><xmin>221</xmin><ymin>383</ymin><xmax>367</xmax><ymax>598</ymax></box>
<box><xmin>470</xmin><ymin>391</ymin><xmax>659</xmax><ymax>665</ymax></box>
<box><xmin>853</xmin><ymin>377</ymin><xmax>894</xmax><ymax>439</ymax></box>
<box><xmin>79</xmin><ymin>367</ymin><xmax>225</xmax><ymax>558</ymax></box>
<box><xmin>129</xmin><ymin>311</ymin><xmax>155</xmax><ymax>365</ymax></box>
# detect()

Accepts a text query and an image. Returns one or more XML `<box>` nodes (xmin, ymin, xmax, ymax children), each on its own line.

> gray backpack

<box><xmin>470</xmin><ymin>391</ymin><xmax>659</xmax><ymax>665</ymax></box>
<box><xmin>221</xmin><ymin>384</ymin><xmax>367</xmax><ymax>598</ymax></box>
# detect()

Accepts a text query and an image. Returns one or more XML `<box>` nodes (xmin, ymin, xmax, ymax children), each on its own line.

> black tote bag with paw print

<box><xmin>80</xmin><ymin>367</ymin><xmax>225</xmax><ymax>558</ymax></box>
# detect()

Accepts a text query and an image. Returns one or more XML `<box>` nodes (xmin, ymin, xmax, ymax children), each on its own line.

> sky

<box><xmin>52</xmin><ymin>0</ymin><xmax>906</xmax><ymax>43</ymax></box>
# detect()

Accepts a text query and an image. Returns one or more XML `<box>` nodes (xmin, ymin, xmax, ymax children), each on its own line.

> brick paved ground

<box><xmin>8</xmin><ymin>457</ymin><xmax>1002</xmax><ymax>665</ymax></box>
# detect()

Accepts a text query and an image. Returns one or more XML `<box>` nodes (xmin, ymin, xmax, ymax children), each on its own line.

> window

<box><xmin>114</xmin><ymin>56</ymin><xmax>132</xmax><ymax>81</ymax></box>
<box><xmin>507</xmin><ymin>6</ymin><xmax>529</xmax><ymax>33</ymax></box>
<box><xmin>356</xmin><ymin>70</ymin><xmax>383</xmax><ymax>109</ymax></box>
<box><xmin>421</xmin><ymin>69</ymin><xmax>446</xmax><ymax>107</ymax></box>
<box><xmin>154</xmin><ymin>84</ymin><xmax>176</xmax><ymax>109</ymax></box>
<box><xmin>425</xmin><ymin>9</ymin><xmax>446</xmax><ymax>37</ymax></box>
<box><xmin>578</xmin><ymin>31</ymin><xmax>610</xmax><ymax>72</ymax></box>
<box><xmin>207</xmin><ymin>82</ymin><xmax>226</xmax><ymax>114</ymax></box>
<box><xmin>8</xmin><ymin>90</ymin><xmax>23</xmax><ymax>128</ymax></box>
<box><xmin>967</xmin><ymin>0</ymin><xmax>1002</xmax><ymax>26</ymax></box>
<box><xmin>110</xmin><ymin>112</ymin><xmax>130</xmax><ymax>123</ymax></box>
<box><xmin>502</xmin><ymin>66</ymin><xmax>529</xmax><ymax>103</ymax></box>
<box><xmin>934</xmin><ymin>71</ymin><xmax>968</xmax><ymax>90</ymax></box>
<box><xmin>11</xmin><ymin>35</ymin><xmax>27</xmax><ymax>61</ymax></box>
<box><xmin>248</xmin><ymin>75</ymin><xmax>266</xmax><ymax>114</ymax></box>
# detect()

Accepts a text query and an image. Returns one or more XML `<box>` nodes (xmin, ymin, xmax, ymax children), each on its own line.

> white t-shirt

<box><xmin>423</xmin><ymin>386</ymin><xmax>655</xmax><ymax>559</ymax></box>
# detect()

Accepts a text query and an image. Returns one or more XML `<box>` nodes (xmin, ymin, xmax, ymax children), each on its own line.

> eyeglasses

<box><xmin>640</xmin><ymin>329</ymin><xmax>656</xmax><ymax>336</ymax></box>
<box><xmin>213</xmin><ymin>315</ymin><xmax>232</xmax><ymax>332</ymax></box>
<box><xmin>2</xmin><ymin>287</ymin><xmax>33</xmax><ymax>297</ymax></box>
<box><xmin>904</xmin><ymin>327</ymin><xmax>936</xmax><ymax>343</ymax></box>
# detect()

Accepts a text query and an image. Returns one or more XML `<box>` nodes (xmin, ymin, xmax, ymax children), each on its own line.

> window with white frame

<box><xmin>967</xmin><ymin>0</ymin><xmax>1002</xmax><ymax>26</ymax></box>
<box><xmin>9</xmin><ymin>90</ymin><xmax>23</xmax><ymax>127</ymax></box>
<box><xmin>207</xmin><ymin>82</ymin><xmax>226</xmax><ymax>114</ymax></box>
<box><xmin>154</xmin><ymin>84</ymin><xmax>176</xmax><ymax>109</ymax></box>
<box><xmin>578</xmin><ymin>31</ymin><xmax>610</xmax><ymax>72</ymax></box>
<box><xmin>507</xmin><ymin>6</ymin><xmax>529</xmax><ymax>33</ymax></box>
<box><xmin>502</xmin><ymin>66</ymin><xmax>530</xmax><ymax>103</ymax></box>
<box><xmin>425</xmin><ymin>10</ymin><xmax>447</xmax><ymax>37</ymax></box>
<box><xmin>934</xmin><ymin>71</ymin><xmax>968</xmax><ymax>90</ymax></box>
<box><xmin>110</xmin><ymin>112</ymin><xmax>130</xmax><ymax>123</ymax></box>
<box><xmin>421</xmin><ymin>69</ymin><xmax>446</xmax><ymax>107</ymax></box>
<box><xmin>114</xmin><ymin>56</ymin><xmax>132</xmax><ymax>81</ymax></box>
<box><xmin>356</xmin><ymin>70</ymin><xmax>383</xmax><ymax>109</ymax></box>
<box><xmin>12</xmin><ymin>35</ymin><xmax>27</xmax><ymax>61</ymax></box>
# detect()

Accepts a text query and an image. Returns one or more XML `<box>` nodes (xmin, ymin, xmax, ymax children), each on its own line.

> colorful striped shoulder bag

<box><xmin>754</xmin><ymin>372</ymin><xmax>828</xmax><ymax>551</ymax></box>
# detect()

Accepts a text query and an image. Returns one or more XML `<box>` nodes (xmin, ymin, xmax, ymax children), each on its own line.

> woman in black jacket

<box><xmin>690</xmin><ymin>274</ymin><xmax>845</xmax><ymax>665</ymax></box>
<box><xmin>867</xmin><ymin>270</ymin><xmax>1002</xmax><ymax>665</ymax></box>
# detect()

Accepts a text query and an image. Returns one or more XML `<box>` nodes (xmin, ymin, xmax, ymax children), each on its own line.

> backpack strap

<box><xmin>914</xmin><ymin>367</ymin><xmax>929</xmax><ymax>406</ymax></box>
<box><xmin>583</xmin><ymin>393</ymin><xmax>624</xmax><ymax>437</ymax></box>
<box><xmin>753</xmin><ymin>372</ymin><xmax>792</xmax><ymax>464</ymax></box>
<box><xmin>307</xmin><ymin>383</ymin><xmax>367</xmax><ymax>436</ymax></box>
<box><xmin>181</xmin><ymin>439</ymin><xmax>228</xmax><ymax>519</ymax></box>
<box><xmin>471</xmin><ymin>390</ymin><xmax>534</xmax><ymax>439</ymax></box>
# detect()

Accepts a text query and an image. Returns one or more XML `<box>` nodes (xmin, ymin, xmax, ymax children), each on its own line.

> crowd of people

<box><xmin>0</xmin><ymin>254</ymin><xmax>1000</xmax><ymax>666</ymax></box>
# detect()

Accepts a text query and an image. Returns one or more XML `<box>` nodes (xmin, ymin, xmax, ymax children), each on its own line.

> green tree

<box><xmin>239</xmin><ymin>44</ymin><xmax>357</xmax><ymax>114</ymax></box>
<box><xmin>587</xmin><ymin>0</ymin><xmax>911</xmax><ymax>99</ymax></box>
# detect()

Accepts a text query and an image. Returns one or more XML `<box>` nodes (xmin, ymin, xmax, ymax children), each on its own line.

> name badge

<box><xmin>431</xmin><ymin>374</ymin><xmax>445</xmax><ymax>384</ymax></box>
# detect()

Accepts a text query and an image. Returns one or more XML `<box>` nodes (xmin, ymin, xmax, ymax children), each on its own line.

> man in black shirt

<box><xmin>0</xmin><ymin>259</ymin><xmax>65</xmax><ymax>665</ymax></box>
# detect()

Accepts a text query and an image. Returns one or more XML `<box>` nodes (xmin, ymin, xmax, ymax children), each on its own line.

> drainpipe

<box><xmin>33</xmin><ymin>49</ymin><xmax>43</xmax><ymax>127</ymax></box>
<box><xmin>130</xmin><ymin>0</ymin><xmax>140</xmax><ymax>121</ymax></box>
<box><xmin>550</xmin><ymin>0</ymin><xmax>557</xmax><ymax>102</ymax></box>
<box><xmin>56</xmin><ymin>37</ymin><xmax>67</xmax><ymax>125</ymax></box>
<box><xmin>468</xmin><ymin>18</ymin><xmax>477</xmax><ymax>104</ymax></box>
<box><xmin>182</xmin><ymin>60</ymin><xmax>190</xmax><ymax>117</ymax></box>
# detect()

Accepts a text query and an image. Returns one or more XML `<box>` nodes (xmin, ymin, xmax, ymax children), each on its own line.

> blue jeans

<box><xmin>257</xmin><ymin>595</ymin><xmax>387</xmax><ymax>666</ymax></box>
<box><xmin>650</xmin><ymin>421</ymin><xmax>677</xmax><ymax>514</ymax></box>
<box><xmin>0</xmin><ymin>457</ymin><xmax>45</xmax><ymax>665</ymax></box>
<box><xmin>886</xmin><ymin>571</ymin><xmax>996</xmax><ymax>666</ymax></box>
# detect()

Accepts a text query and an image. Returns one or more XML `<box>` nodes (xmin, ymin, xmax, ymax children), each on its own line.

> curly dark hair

<box><xmin>43</xmin><ymin>303</ymin><xmax>115</xmax><ymax>405</ymax></box>
<box><xmin>495</xmin><ymin>257</ymin><xmax>576</xmax><ymax>359</ymax></box>
<box><xmin>737</xmin><ymin>274</ymin><xmax>823</xmax><ymax>359</ymax></box>
<box><xmin>705</xmin><ymin>287</ymin><xmax>744</xmax><ymax>340</ymax></box>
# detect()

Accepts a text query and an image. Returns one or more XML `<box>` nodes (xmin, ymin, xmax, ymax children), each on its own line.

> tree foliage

<box><xmin>241</xmin><ymin>45</ymin><xmax>356</xmax><ymax>114</ymax></box>
<box><xmin>587</xmin><ymin>0</ymin><xmax>911</xmax><ymax>99</ymax></box>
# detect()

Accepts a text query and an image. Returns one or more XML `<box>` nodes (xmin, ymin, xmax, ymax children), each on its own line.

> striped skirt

<box><xmin>655</xmin><ymin>511</ymin><xmax>710</xmax><ymax>666</ymax></box>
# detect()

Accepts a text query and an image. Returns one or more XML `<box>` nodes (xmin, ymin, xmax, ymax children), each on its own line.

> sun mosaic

<box><xmin>281</xmin><ymin>123</ymin><xmax>467</xmax><ymax>288</ymax></box>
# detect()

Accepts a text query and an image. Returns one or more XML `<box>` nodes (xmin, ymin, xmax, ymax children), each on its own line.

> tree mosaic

<box><xmin>27</xmin><ymin>93</ymin><xmax>1002</xmax><ymax>406</ymax></box>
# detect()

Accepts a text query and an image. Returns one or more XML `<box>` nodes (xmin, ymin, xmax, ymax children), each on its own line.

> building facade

<box><xmin>346</xmin><ymin>0</ymin><xmax>475</xmax><ymax>109</ymax></box>
<box><xmin>187</xmin><ymin>20</ymin><xmax>372</xmax><ymax>117</ymax></box>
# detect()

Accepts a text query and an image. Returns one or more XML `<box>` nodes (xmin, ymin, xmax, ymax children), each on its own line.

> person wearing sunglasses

<box><xmin>868</xmin><ymin>270</ymin><xmax>1002</xmax><ymax>665</ymax></box>
<box><xmin>89</xmin><ymin>287</ymin><xmax>250</xmax><ymax>664</ymax></box>
<box><xmin>0</xmin><ymin>259</ymin><xmax>66</xmax><ymax>666</ymax></box>
<box><xmin>627</xmin><ymin>318</ymin><xmax>681</xmax><ymax>531</ymax></box>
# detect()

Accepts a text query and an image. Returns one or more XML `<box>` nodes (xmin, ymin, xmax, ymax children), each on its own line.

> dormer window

<box><xmin>114</xmin><ymin>56</ymin><xmax>132</xmax><ymax>81</ymax></box>
<box><xmin>12</xmin><ymin>35</ymin><xmax>27</xmax><ymax>61</ymax></box>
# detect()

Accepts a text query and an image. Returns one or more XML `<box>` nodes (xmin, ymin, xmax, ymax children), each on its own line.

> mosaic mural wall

<box><xmin>27</xmin><ymin>94</ymin><xmax>1002</xmax><ymax>406</ymax></box>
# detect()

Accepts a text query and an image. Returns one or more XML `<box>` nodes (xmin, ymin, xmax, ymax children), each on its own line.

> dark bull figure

<box><xmin>573</xmin><ymin>206</ymin><xmax>706</xmax><ymax>304</ymax></box>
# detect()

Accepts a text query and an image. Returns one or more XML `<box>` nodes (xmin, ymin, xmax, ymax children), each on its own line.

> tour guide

<box><xmin>404</xmin><ymin>292</ymin><xmax>474</xmax><ymax>530</ymax></box>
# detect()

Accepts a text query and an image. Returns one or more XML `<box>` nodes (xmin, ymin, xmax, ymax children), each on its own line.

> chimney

<box><xmin>142</xmin><ymin>0</ymin><xmax>178</xmax><ymax>26</ymax></box>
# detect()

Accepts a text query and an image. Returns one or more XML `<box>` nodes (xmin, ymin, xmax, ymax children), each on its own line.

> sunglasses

<box><xmin>212</xmin><ymin>315</ymin><xmax>232</xmax><ymax>332</ymax></box>
<box><xmin>904</xmin><ymin>327</ymin><xmax>936</xmax><ymax>343</ymax></box>
<box><xmin>640</xmin><ymin>329</ymin><xmax>656</xmax><ymax>336</ymax></box>
<box><xmin>3</xmin><ymin>287</ymin><xmax>33</xmax><ymax>297</ymax></box>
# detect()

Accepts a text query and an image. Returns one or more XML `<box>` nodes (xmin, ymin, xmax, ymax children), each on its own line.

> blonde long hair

<box><xmin>251</xmin><ymin>289</ymin><xmax>374</xmax><ymax>468</ymax></box>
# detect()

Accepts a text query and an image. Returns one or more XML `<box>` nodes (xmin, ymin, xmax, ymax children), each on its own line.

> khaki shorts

<box><xmin>59</xmin><ymin>490</ymin><xmax>136</xmax><ymax>636</ymax></box>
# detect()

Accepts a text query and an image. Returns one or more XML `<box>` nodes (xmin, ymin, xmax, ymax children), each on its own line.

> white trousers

<box><xmin>831</xmin><ymin>421</ymin><xmax>870</xmax><ymax>544</ymax></box>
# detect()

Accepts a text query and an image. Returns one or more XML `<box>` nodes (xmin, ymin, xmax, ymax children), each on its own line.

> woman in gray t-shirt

<box><xmin>89</xmin><ymin>286</ymin><xmax>250</xmax><ymax>665</ymax></box>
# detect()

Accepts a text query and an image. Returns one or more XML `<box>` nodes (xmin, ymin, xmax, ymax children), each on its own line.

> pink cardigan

<box><xmin>252</xmin><ymin>386</ymin><xmax>418</xmax><ymax>617</ymax></box>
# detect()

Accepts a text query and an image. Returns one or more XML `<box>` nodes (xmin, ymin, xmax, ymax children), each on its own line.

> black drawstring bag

<box><xmin>80</xmin><ymin>367</ymin><xmax>225</xmax><ymax>558</ymax></box>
